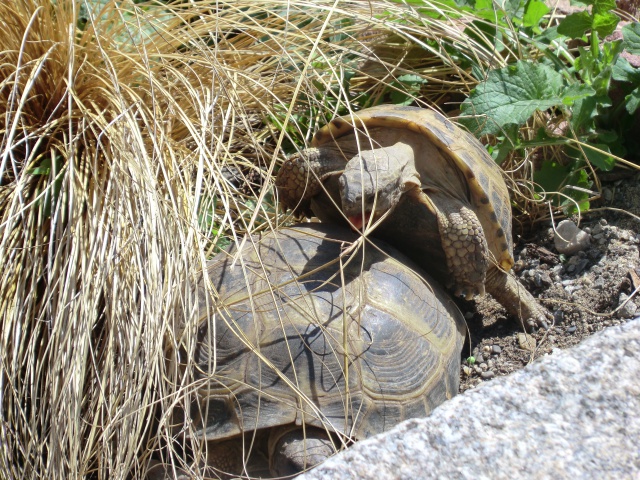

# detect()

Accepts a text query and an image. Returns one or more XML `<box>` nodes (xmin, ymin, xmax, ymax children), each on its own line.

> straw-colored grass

<box><xmin>0</xmin><ymin>1</ymin><xmax>517</xmax><ymax>478</ymax></box>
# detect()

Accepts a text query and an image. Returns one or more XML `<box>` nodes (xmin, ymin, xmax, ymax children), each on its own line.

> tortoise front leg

<box><xmin>424</xmin><ymin>190</ymin><xmax>489</xmax><ymax>299</ymax></box>
<box><xmin>276</xmin><ymin>147</ymin><xmax>347</xmax><ymax>216</ymax></box>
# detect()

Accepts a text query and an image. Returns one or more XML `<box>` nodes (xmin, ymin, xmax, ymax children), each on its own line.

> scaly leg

<box><xmin>426</xmin><ymin>190</ymin><xmax>489</xmax><ymax>299</ymax></box>
<box><xmin>486</xmin><ymin>267</ymin><xmax>550</xmax><ymax>330</ymax></box>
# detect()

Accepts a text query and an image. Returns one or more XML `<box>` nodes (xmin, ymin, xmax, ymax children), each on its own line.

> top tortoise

<box><xmin>276</xmin><ymin>105</ymin><xmax>549</xmax><ymax>329</ymax></box>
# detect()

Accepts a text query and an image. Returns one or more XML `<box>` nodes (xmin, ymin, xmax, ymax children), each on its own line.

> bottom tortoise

<box><xmin>155</xmin><ymin>224</ymin><xmax>465</xmax><ymax>479</ymax></box>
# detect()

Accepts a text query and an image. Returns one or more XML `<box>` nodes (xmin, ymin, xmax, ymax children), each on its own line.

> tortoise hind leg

<box><xmin>485</xmin><ymin>267</ymin><xmax>550</xmax><ymax>331</ymax></box>
<box><xmin>269</xmin><ymin>426</ymin><xmax>336</xmax><ymax>476</ymax></box>
<box><xmin>425</xmin><ymin>190</ymin><xmax>488</xmax><ymax>299</ymax></box>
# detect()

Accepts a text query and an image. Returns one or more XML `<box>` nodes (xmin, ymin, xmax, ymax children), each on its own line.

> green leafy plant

<box><xmin>460</xmin><ymin>0</ymin><xmax>639</xmax><ymax>214</ymax></box>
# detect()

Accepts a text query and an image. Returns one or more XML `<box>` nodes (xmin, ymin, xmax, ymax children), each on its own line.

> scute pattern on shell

<box><xmin>311</xmin><ymin>104</ymin><xmax>514</xmax><ymax>271</ymax></box>
<box><xmin>184</xmin><ymin>224</ymin><xmax>465</xmax><ymax>443</ymax></box>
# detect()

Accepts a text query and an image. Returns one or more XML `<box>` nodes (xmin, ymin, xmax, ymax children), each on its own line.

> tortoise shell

<box><xmin>311</xmin><ymin>105</ymin><xmax>514</xmax><ymax>271</ymax></box>
<box><xmin>185</xmin><ymin>224</ymin><xmax>465</xmax><ymax>445</ymax></box>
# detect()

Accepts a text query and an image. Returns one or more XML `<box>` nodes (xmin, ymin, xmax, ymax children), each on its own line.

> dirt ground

<box><xmin>459</xmin><ymin>172</ymin><xmax>640</xmax><ymax>392</ymax></box>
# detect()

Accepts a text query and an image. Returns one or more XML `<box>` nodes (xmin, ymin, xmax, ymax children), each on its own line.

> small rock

<box><xmin>603</xmin><ymin>188</ymin><xmax>613</xmax><ymax>202</ymax></box>
<box><xmin>573</xmin><ymin>259</ymin><xmax>590</xmax><ymax>275</ymax></box>
<box><xmin>567</xmin><ymin>325</ymin><xmax>577</xmax><ymax>334</ymax></box>
<box><xmin>554</xmin><ymin>220</ymin><xmax>591</xmax><ymax>255</ymax></box>
<box><xmin>565</xmin><ymin>285</ymin><xmax>582</xmax><ymax>294</ymax></box>
<box><xmin>617</xmin><ymin>293</ymin><xmax>638</xmax><ymax>318</ymax></box>
<box><xmin>534</xmin><ymin>271</ymin><xmax>553</xmax><ymax>288</ymax></box>
<box><xmin>481</xmin><ymin>371</ymin><xmax>495</xmax><ymax>380</ymax></box>
<box><xmin>491</xmin><ymin>345</ymin><xmax>502</xmax><ymax>354</ymax></box>
<box><xmin>517</xmin><ymin>333</ymin><xmax>537</xmax><ymax>351</ymax></box>
<box><xmin>592</xmin><ymin>222</ymin><xmax>603</xmax><ymax>235</ymax></box>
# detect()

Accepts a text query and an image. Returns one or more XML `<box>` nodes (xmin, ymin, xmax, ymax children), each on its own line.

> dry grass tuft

<box><xmin>0</xmin><ymin>1</ymin><xmax>507</xmax><ymax>478</ymax></box>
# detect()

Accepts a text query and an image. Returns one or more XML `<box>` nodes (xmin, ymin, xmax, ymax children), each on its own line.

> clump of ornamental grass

<box><xmin>0</xmin><ymin>1</ymin><xmax>514</xmax><ymax>478</ymax></box>
<box><xmin>0</xmin><ymin>1</ymin><xmax>204</xmax><ymax>478</ymax></box>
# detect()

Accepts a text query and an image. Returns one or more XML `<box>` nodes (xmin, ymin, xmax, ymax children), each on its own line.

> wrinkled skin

<box><xmin>338</xmin><ymin>141</ymin><xmax>420</xmax><ymax>229</ymax></box>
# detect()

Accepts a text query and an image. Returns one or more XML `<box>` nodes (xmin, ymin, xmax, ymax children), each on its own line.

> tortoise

<box><xmin>157</xmin><ymin>224</ymin><xmax>465</xmax><ymax>479</ymax></box>
<box><xmin>276</xmin><ymin>105</ymin><xmax>549</xmax><ymax>329</ymax></box>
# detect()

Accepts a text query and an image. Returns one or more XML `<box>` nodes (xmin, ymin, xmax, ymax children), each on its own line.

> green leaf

<box><xmin>570</xmin><ymin>95</ymin><xmax>598</xmax><ymax>132</ymax></box>
<box><xmin>625</xmin><ymin>88</ymin><xmax>640</xmax><ymax>114</ymax></box>
<box><xmin>592</xmin><ymin>0</ymin><xmax>617</xmax><ymax>16</ymax></box>
<box><xmin>502</xmin><ymin>0</ymin><xmax>525</xmax><ymax>16</ymax></box>
<box><xmin>613</xmin><ymin>56</ymin><xmax>640</xmax><ymax>83</ymax></box>
<box><xmin>535</xmin><ymin>160</ymin><xmax>592</xmax><ymax>213</ymax></box>
<box><xmin>596</xmin><ymin>129</ymin><xmax>619</xmax><ymax>144</ymax></box>
<box><xmin>453</xmin><ymin>0</ymin><xmax>477</xmax><ymax>8</ymax></box>
<box><xmin>601</xmin><ymin>39</ymin><xmax>624</xmax><ymax>66</ymax></box>
<box><xmin>535</xmin><ymin>160</ymin><xmax>572</xmax><ymax>194</ymax></box>
<box><xmin>562</xmin><ymin>169</ymin><xmax>592</xmax><ymax>213</ymax></box>
<box><xmin>460</xmin><ymin>61</ymin><xmax>566</xmax><ymax>136</ymax></box>
<box><xmin>488</xmin><ymin>123</ymin><xmax>521</xmax><ymax>164</ymax></box>
<box><xmin>574</xmin><ymin>143</ymin><xmax>616</xmax><ymax>171</ymax></box>
<box><xmin>562</xmin><ymin>83</ymin><xmax>596</xmax><ymax>105</ymax></box>
<box><xmin>28</xmin><ymin>158</ymin><xmax>52</xmax><ymax>176</ymax></box>
<box><xmin>592</xmin><ymin>11</ymin><xmax>619</xmax><ymax>37</ymax></box>
<box><xmin>557</xmin><ymin>11</ymin><xmax>592</xmax><ymax>39</ymax></box>
<box><xmin>622</xmin><ymin>22</ymin><xmax>640</xmax><ymax>55</ymax></box>
<box><xmin>523</xmin><ymin>0</ymin><xmax>550</xmax><ymax>28</ymax></box>
<box><xmin>389</xmin><ymin>74</ymin><xmax>427</xmax><ymax>106</ymax></box>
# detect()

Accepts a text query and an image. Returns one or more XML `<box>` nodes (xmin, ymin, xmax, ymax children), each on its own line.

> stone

<box><xmin>592</xmin><ymin>222</ymin><xmax>604</xmax><ymax>235</ymax></box>
<box><xmin>299</xmin><ymin>319</ymin><xmax>640</xmax><ymax>480</ymax></box>
<box><xmin>517</xmin><ymin>332</ymin><xmax>536</xmax><ymax>351</ymax></box>
<box><xmin>554</xmin><ymin>220</ymin><xmax>591</xmax><ymax>255</ymax></box>
<box><xmin>481</xmin><ymin>371</ymin><xmax>495</xmax><ymax>380</ymax></box>
<box><xmin>617</xmin><ymin>293</ymin><xmax>638</xmax><ymax>318</ymax></box>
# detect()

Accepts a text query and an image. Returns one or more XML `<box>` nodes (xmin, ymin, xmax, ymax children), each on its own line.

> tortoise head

<box><xmin>339</xmin><ymin>143</ymin><xmax>420</xmax><ymax>230</ymax></box>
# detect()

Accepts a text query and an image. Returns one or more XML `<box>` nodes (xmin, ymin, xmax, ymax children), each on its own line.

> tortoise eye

<box><xmin>365</xmin><ymin>193</ymin><xmax>376</xmax><ymax>204</ymax></box>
